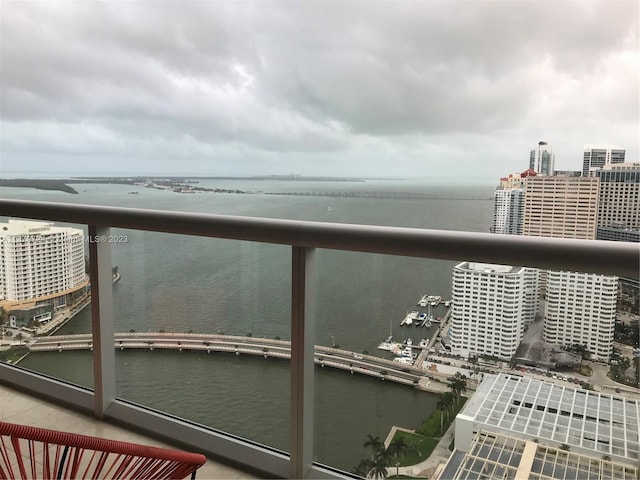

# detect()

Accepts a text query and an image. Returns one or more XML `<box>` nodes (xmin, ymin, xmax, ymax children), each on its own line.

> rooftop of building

<box><xmin>455</xmin><ymin>262</ymin><xmax>523</xmax><ymax>275</ymax></box>
<box><xmin>0</xmin><ymin>219</ymin><xmax>69</xmax><ymax>236</ymax></box>
<box><xmin>583</xmin><ymin>145</ymin><xmax>625</xmax><ymax>151</ymax></box>
<box><xmin>601</xmin><ymin>162</ymin><xmax>640</xmax><ymax>171</ymax></box>
<box><xmin>438</xmin><ymin>430</ymin><xmax>639</xmax><ymax>480</ymax></box>
<box><xmin>458</xmin><ymin>373</ymin><xmax>640</xmax><ymax>463</ymax></box>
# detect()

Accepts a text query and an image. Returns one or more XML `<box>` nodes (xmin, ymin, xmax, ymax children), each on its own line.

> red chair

<box><xmin>0</xmin><ymin>421</ymin><xmax>206</xmax><ymax>479</ymax></box>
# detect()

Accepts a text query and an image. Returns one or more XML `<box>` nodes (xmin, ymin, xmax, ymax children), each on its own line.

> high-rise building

<box><xmin>582</xmin><ymin>145</ymin><xmax>625</xmax><ymax>177</ymax></box>
<box><xmin>544</xmin><ymin>271</ymin><xmax>617</xmax><ymax>362</ymax></box>
<box><xmin>0</xmin><ymin>220</ymin><xmax>87</xmax><ymax>310</ymax></box>
<box><xmin>491</xmin><ymin>169</ymin><xmax>536</xmax><ymax>235</ymax></box>
<box><xmin>529</xmin><ymin>141</ymin><xmax>555</xmax><ymax>175</ymax></box>
<box><xmin>450</xmin><ymin>262</ymin><xmax>539</xmax><ymax>360</ymax></box>
<box><xmin>596</xmin><ymin>225</ymin><xmax>640</xmax><ymax>243</ymax></box>
<box><xmin>521</xmin><ymin>176</ymin><xmax>618</xmax><ymax>357</ymax></box>
<box><xmin>596</xmin><ymin>163</ymin><xmax>640</xmax><ymax>230</ymax></box>
<box><xmin>522</xmin><ymin>176</ymin><xmax>599</xmax><ymax>240</ymax></box>
<box><xmin>492</xmin><ymin>187</ymin><xmax>524</xmax><ymax>235</ymax></box>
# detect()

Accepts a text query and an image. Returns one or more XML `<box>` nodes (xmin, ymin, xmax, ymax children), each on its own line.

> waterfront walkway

<box><xmin>394</xmin><ymin>420</ymin><xmax>456</xmax><ymax>479</ymax></box>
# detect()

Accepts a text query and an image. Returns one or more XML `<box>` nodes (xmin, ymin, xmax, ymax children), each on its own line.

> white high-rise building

<box><xmin>450</xmin><ymin>262</ymin><xmax>539</xmax><ymax>360</ymax></box>
<box><xmin>0</xmin><ymin>220</ymin><xmax>87</xmax><ymax>307</ymax></box>
<box><xmin>492</xmin><ymin>187</ymin><xmax>524</xmax><ymax>234</ymax></box>
<box><xmin>529</xmin><ymin>141</ymin><xmax>555</xmax><ymax>175</ymax></box>
<box><xmin>582</xmin><ymin>145</ymin><xmax>625</xmax><ymax>177</ymax></box>
<box><xmin>544</xmin><ymin>271</ymin><xmax>618</xmax><ymax>362</ymax></box>
<box><xmin>491</xmin><ymin>169</ymin><xmax>536</xmax><ymax>235</ymax></box>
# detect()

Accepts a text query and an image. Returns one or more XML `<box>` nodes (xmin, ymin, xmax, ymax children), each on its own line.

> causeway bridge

<box><xmin>28</xmin><ymin>333</ymin><xmax>449</xmax><ymax>393</ymax></box>
<box><xmin>267</xmin><ymin>191</ymin><xmax>491</xmax><ymax>201</ymax></box>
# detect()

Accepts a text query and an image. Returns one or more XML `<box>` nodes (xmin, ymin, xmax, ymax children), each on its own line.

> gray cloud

<box><xmin>1</xmin><ymin>0</ymin><xmax>637</xmax><ymax>178</ymax></box>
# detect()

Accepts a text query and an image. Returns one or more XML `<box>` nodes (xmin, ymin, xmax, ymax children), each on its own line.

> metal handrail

<box><xmin>1</xmin><ymin>197</ymin><xmax>638</xmax><ymax>478</ymax></box>
<box><xmin>0</xmin><ymin>199</ymin><xmax>637</xmax><ymax>278</ymax></box>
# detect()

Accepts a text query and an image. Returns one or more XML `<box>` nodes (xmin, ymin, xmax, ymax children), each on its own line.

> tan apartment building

<box><xmin>596</xmin><ymin>163</ymin><xmax>640</xmax><ymax>230</ymax></box>
<box><xmin>523</xmin><ymin>176</ymin><xmax>599</xmax><ymax>240</ymax></box>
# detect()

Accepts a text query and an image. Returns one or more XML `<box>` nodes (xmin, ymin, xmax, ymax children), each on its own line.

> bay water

<box><xmin>3</xmin><ymin>178</ymin><xmax>494</xmax><ymax>471</ymax></box>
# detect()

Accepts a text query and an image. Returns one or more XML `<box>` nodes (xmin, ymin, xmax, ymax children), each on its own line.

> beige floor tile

<box><xmin>0</xmin><ymin>383</ymin><xmax>265</xmax><ymax>479</ymax></box>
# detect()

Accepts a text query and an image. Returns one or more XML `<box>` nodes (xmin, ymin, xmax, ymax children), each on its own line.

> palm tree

<box><xmin>442</xmin><ymin>391</ymin><xmax>456</xmax><ymax>425</ymax></box>
<box><xmin>387</xmin><ymin>437</ymin><xmax>409</xmax><ymax>477</ymax></box>
<box><xmin>353</xmin><ymin>458</ymin><xmax>373</xmax><ymax>478</ymax></box>
<box><xmin>369</xmin><ymin>450</ymin><xmax>389</xmax><ymax>479</ymax></box>
<box><xmin>436</xmin><ymin>395</ymin><xmax>452</xmax><ymax>432</ymax></box>
<box><xmin>448</xmin><ymin>372</ymin><xmax>468</xmax><ymax>406</ymax></box>
<box><xmin>363</xmin><ymin>434</ymin><xmax>383</xmax><ymax>460</ymax></box>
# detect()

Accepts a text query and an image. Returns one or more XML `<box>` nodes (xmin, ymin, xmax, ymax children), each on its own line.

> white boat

<box><xmin>402</xmin><ymin>311</ymin><xmax>418</xmax><ymax>326</ymax></box>
<box><xmin>393</xmin><ymin>357</ymin><xmax>413</xmax><ymax>365</ymax></box>
<box><xmin>377</xmin><ymin>341</ymin><xmax>401</xmax><ymax>352</ymax></box>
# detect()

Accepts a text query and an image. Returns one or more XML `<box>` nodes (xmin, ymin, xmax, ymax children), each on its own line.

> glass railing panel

<box><xmin>109</xmin><ymin>230</ymin><xmax>291</xmax><ymax>452</ymax></box>
<box><xmin>313</xmin><ymin>249</ymin><xmax>455</xmax><ymax>473</ymax></box>
<box><xmin>0</xmin><ymin>217</ymin><xmax>94</xmax><ymax>389</ymax></box>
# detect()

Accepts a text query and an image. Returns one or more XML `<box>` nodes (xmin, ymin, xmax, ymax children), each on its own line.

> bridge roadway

<box><xmin>28</xmin><ymin>333</ymin><xmax>449</xmax><ymax>393</ymax></box>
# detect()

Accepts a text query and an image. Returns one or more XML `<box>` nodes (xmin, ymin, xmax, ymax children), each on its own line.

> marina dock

<box><xmin>380</xmin><ymin>293</ymin><xmax>453</xmax><ymax>369</ymax></box>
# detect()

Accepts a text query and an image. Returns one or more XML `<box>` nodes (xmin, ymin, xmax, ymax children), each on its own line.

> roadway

<box><xmin>27</xmin><ymin>333</ymin><xmax>451</xmax><ymax>392</ymax></box>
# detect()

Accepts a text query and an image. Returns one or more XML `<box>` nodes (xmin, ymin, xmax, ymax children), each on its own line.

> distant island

<box><xmin>0</xmin><ymin>176</ymin><xmax>369</xmax><ymax>194</ymax></box>
<box><xmin>0</xmin><ymin>179</ymin><xmax>79</xmax><ymax>194</ymax></box>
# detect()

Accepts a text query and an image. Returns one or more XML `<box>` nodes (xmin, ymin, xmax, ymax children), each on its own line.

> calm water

<box><xmin>4</xmin><ymin>178</ymin><xmax>494</xmax><ymax>471</ymax></box>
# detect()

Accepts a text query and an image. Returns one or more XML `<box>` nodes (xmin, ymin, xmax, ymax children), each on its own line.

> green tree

<box><xmin>441</xmin><ymin>391</ymin><xmax>457</xmax><ymax>425</ymax></box>
<box><xmin>0</xmin><ymin>307</ymin><xmax>9</xmax><ymax>325</ymax></box>
<box><xmin>363</xmin><ymin>434</ymin><xmax>383</xmax><ymax>460</ymax></box>
<box><xmin>387</xmin><ymin>437</ymin><xmax>409</xmax><ymax>477</ymax></box>
<box><xmin>353</xmin><ymin>458</ymin><xmax>373</xmax><ymax>478</ymax></box>
<box><xmin>565</xmin><ymin>343</ymin><xmax>590</xmax><ymax>366</ymax></box>
<box><xmin>369</xmin><ymin>451</ymin><xmax>389</xmax><ymax>479</ymax></box>
<box><xmin>436</xmin><ymin>395</ymin><xmax>453</xmax><ymax>432</ymax></box>
<box><xmin>618</xmin><ymin>356</ymin><xmax>631</xmax><ymax>378</ymax></box>
<box><xmin>448</xmin><ymin>372</ymin><xmax>467</xmax><ymax>406</ymax></box>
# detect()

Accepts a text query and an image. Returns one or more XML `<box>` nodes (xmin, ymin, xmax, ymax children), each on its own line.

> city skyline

<box><xmin>1</xmin><ymin>1</ymin><xmax>637</xmax><ymax>180</ymax></box>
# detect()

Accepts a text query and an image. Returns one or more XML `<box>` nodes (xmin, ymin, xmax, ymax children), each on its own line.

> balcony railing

<box><xmin>0</xmin><ymin>199</ymin><xmax>638</xmax><ymax>478</ymax></box>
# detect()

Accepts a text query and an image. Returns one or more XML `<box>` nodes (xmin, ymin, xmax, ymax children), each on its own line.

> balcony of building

<box><xmin>0</xmin><ymin>199</ymin><xmax>637</xmax><ymax>479</ymax></box>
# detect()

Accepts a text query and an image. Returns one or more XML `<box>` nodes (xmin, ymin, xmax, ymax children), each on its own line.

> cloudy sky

<box><xmin>1</xmin><ymin>1</ymin><xmax>637</xmax><ymax>180</ymax></box>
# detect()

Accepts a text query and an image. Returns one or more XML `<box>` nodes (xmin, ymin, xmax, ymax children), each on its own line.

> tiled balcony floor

<box><xmin>0</xmin><ymin>382</ymin><xmax>261</xmax><ymax>479</ymax></box>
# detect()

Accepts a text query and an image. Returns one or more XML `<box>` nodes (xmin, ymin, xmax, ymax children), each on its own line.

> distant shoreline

<box><xmin>0</xmin><ymin>176</ymin><xmax>372</xmax><ymax>194</ymax></box>
<box><xmin>0</xmin><ymin>179</ymin><xmax>79</xmax><ymax>194</ymax></box>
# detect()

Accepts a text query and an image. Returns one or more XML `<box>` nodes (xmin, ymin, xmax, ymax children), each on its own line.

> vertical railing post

<box><xmin>290</xmin><ymin>246</ymin><xmax>316</xmax><ymax>478</ymax></box>
<box><xmin>88</xmin><ymin>226</ymin><xmax>116</xmax><ymax>419</ymax></box>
